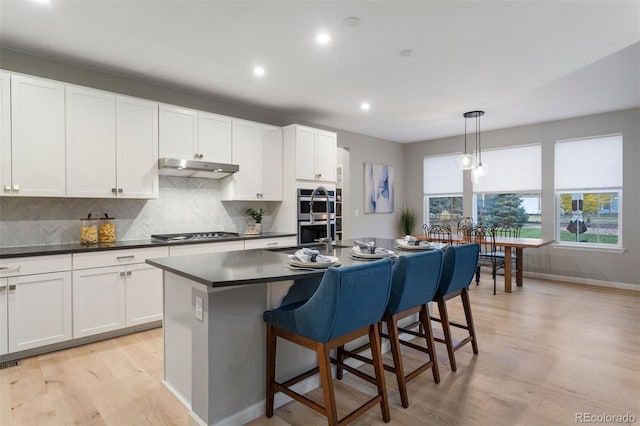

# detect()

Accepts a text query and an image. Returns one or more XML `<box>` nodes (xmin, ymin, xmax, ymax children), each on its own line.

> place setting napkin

<box><xmin>395</xmin><ymin>235</ymin><xmax>434</xmax><ymax>250</ymax></box>
<box><xmin>287</xmin><ymin>248</ymin><xmax>339</xmax><ymax>270</ymax></box>
<box><xmin>351</xmin><ymin>240</ymin><xmax>396</xmax><ymax>259</ymax></box>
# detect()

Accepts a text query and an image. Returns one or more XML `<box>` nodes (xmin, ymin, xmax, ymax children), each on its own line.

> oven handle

<box><xmin>299</xmin><ymin>196</ymin><xmax>334</xmax><ymax>202</ymax></box>
<box><xmin>299</xmin><ymin>220</ymin><xmax>335</xmax><ymax>226</ymax></box>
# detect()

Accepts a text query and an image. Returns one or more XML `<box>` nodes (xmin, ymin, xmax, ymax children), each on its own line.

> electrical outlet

<box><xmin>195</xmin><ymin>296</ymin><xmax>203</xmax><ymax>321</ymax></box>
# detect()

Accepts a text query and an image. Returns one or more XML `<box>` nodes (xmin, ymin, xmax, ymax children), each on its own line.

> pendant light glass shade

<box><xmin>456</xmin><ymin>153</ymin><xmax>475</xmax><ymax>170</ymax></box>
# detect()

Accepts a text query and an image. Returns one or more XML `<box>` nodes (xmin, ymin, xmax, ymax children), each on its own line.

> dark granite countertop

<box><xmin>0</xmin><ymin>232</ymin><xmax>297</xmax><ymax>259</ymax></box>
<box><xmin>146</xmin><ymin>238</ymin><xmax>446</xmax><ymax>288</ymax></box>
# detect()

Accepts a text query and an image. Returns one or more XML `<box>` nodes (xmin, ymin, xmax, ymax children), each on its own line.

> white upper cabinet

<box><xmin>66</xmin><ymin>85</ymin><xmax>117</xmax><ymax>198</ymax></box>
<box><xmin>116</xmin><ymin>96</ymin><xmax>159</xmax><ymax>199</ymax></box>
<box><xmin>66</xmin><ymin>85</ymin><xmax>158</xmax><ymax>199</ymax></box>
<box><xmin>159</xmin><ymin>104</ymin><xmax>232</xmax><ymax>163</ymax></box>
<box><xmin>0</xmin><ymin>71</ymin><xmax>10</xmax><ymax>198</ymax></box>
<box><xmin>286</xmin><ymin>124</ymin><xmax>337</xmax><ymax>182</ymax></box>
<box><xmin>198</xmin><ymin>111</ymin><xmax>232</xmax><ymax>163</ymax></box>
<box><xmin>6</xmin><ymin>74</ymin><xmax>66</xmax><ymax>197</ymax></box>
<box><xmin>222</xmin><ymin>119</ymin><xmax>282</xmax><ymax>201</ymax></box>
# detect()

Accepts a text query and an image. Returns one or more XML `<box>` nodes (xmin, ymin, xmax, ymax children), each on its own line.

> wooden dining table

<box><xmin>419</xmin><ymin>234</ymin><xmax>554</xmax><ymax>293</ymax></box>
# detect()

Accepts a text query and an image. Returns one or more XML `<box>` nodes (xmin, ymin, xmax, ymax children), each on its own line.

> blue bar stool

<box><xmin>431</xmin><ymin>243</ymin><xmax>480</xmax><ymax>371</ymax></box>
<box><xmin>263</xmin><ymin>258</ymin><xmax>393</xmax><ymax>425</ymax></box>
<box><xmin>336</xmin><ymin>250</ymin><xmax>443</xmax><ymax>408</ymax></box>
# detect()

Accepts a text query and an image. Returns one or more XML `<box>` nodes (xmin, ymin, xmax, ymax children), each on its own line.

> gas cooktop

<box><xmin>151</xmin><ymin>232</ymin><xmax>240</xmax><ymax>242</ymax></box>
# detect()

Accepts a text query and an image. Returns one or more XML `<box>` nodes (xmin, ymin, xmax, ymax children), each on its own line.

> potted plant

<box><xmin>245</xmin><ymin>207</ymin><xmax>265</xmax><ymax>235</ymax></box>
<box><xmin>399</xmin><ymin>205</ymin><xmax>417</xmax><ymax>236</ymax></box>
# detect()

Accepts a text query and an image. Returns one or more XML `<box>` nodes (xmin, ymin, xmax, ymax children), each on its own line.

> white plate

<box><xmin>350</xmin><ymin>247</ymin><xmax>395</xmax><ymax>259</ymax></box>
<box><xmin>288</xmin><ymin>256</ymin><xmax>339</xmax><ymax>269</ymax></box>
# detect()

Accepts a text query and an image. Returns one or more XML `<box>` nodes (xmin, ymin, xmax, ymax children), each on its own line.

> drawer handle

<box><xmin>8</xmin><ymin>284</ymin><xmax>16</xmax><ymax>291</ymax></box>
<box><xmin>0</xmin><ymin>266</ymin><xmax>20</xmax><ymax>274</ymax></box>
<box><xmin>117</xmin><ymin>255</ymin><xmax>135</xmax><ymax>261</ymax></box>
<box><xmin>267</xmin><ymin>242</ymin><xmax>278</xmax><ymax>246</ymax></box>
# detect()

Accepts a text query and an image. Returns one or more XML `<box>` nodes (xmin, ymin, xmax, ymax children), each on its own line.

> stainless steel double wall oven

<box><xmin>297</xmin><ymin>188</ymin><xmax>336</xmax><ymax>244</ymax></box>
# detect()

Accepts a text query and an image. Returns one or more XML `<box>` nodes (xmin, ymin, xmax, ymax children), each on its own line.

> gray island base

<box><xmin>147</xmin><ymin>239</ymin><xmax>433</xmax><ymax>425</ymax></box>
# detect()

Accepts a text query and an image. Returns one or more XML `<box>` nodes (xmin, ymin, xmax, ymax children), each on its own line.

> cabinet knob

<box><xmin>12</xmin><ymin>184</ymin><xmax>19</xmax><ymax>192</ymax></box>
<box><xmin>112</xmin><ymin>188</ymin><xmax>117</xmax><ymax>194</ymax></box>
<box><xmin>120</xmin><ymin>271</ymin><xmax>126</xmax><ymax>278</ymax></box>
<box><xmin>3</xmin><ymin>185</ymin><xmax>10</xmax><ymax>192</ymax></box>
<box><xmin>118</xmin><ymin>188</ymin><xmax>123</xmax><ymax>193</ymax></box>
<box><xmin>9</xmin><ymin>284</ymin><xmax>16</xmax><ymax>291</ymax></box>
<box><xmin>126</xmin><ymin>270</ymin><xmax>132</xmax><ymax>277</ymax></box>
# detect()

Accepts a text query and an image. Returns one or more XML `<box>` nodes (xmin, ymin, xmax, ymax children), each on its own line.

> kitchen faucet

<box><xmin>309</xmin><ymin>185</ymin><xmax>332</xmax><ymax>251</ymax></box>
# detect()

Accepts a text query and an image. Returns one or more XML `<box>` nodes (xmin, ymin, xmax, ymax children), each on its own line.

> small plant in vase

<box><xmin>245</xmin><ymin>208</ymin><xmax>265</xmax><ymax>235</ymax></box>
<box><xmin>399</xmin><ymin>205</ymin><xmax>417</xmax><ymax>237</ymax></box>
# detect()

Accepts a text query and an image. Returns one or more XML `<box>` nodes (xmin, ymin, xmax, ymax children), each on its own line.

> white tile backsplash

<box><xmin>0</xmin><ymin>177</ymin><xmax>277</xmax><ymax>247</ymax></box>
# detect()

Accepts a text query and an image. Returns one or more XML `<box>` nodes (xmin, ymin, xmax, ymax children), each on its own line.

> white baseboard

<box><xmin>162</xmin><ymin>379</ymin><xmax>191</xmax><ymax>410</ymax></box>
<box><xmin>524</xmin><ymin>271</ymin><xmax>639</xmax><ymax>291</ymax></box>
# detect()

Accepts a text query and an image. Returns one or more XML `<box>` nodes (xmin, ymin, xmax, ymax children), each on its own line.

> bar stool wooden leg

<box><xmin>420</xmin><ymin>304</ymin><xmax>440</xmax><ymax>383</ymax></box>
<box><xmin>437</xmin><ymin>297</ymin><xmax>457</xmax><ymax>372</ymax></box>
<box><xmin>461</xmin><ymin>288</ymin><xmax>479</xmax><ymax>354</ymax></box>
<box><xmin>385</xmin><ymin>314</ymin><xmax>408</xmax><ymax>408</ymax></box>
<box><xmin>266</xmin><ymin>324</ymin><xmax>276</xmax><ymax>418</ymax></box>
<box><xmin>317</xmin><ymin>342</ymin><xmax>338</xmax><ymax>425</ymax></box>
<box><xmin>369</xmin><ymin>324</ymin><xmax>391</xmax><ymax>422</ymax></box>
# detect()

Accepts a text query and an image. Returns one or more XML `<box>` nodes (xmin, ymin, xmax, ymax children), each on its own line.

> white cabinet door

<box><xmin>294</xmin><ymin>126</ymin><xmax>317</xmax><ymax>181</ymax></box>
<box><xmin>8</xmin><ymin>271</ymin><xmax>72</xmax><ymax>352</ymax></box>
<box><xmin>10</xmin><ymin>74</ymin><xmax>66</xmax><ymax>196</ymax></box>
<box><xmin>0</xmin><ymin>279</ymin><xmax>7</xmax><ymax>355</ymax></box>
<box><xmin>116</xmin><ymin>96</ymin><xmax>158</xmax><ymax>199</ymax></box>
<box><xmin>125</xmin><ymin>263</ymin><xmax>163</xmax><ymax>326</ymax></box>
<box><xmin>159</xmin><ymin>104</ymin><xmax>197</xmax><ymax>160</ymax></box>
<box><xmin>316</xmin><ymin>130</ymin><xmax>337</xmax><ymax>182</ymax></box>
<box><xmin>259</xmin><ymin>125</ymin><xmax>283</xmax><ymax>201</ymax></box>
<box><xmin>230</xmin><ymin>119</ymin><xmax>261</xmax><ymax>199</ymax></box>
<box><xmin>72</xmin><ymin>266</ymin><xmax>126</xmax><ymax>338</ymax></box>
<box><xmin>66</xmin><ymin>85</ymin><xmax>117</xmax><ymax>198</ymax></box>
<box><xmin>0</xmin><ymin>71</ymin><xmax>11</xmax><ymax>197</ymax></box>
<box><xmin>198</xmin><ymin>111</ymin><xmax>232</xmax><ymax>163</ymax></box>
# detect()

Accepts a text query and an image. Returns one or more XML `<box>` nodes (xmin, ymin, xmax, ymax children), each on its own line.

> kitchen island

<box><xmin>146</xmin><ymin>238</ymin><xmax>410</xmax><ymax>426</ymax></box>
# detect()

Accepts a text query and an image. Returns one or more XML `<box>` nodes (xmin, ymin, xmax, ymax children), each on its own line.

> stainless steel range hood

<box><xmin>158</xmin><ymin>158</ymin><xmax>239</xmax><ymax>179</ymax></box>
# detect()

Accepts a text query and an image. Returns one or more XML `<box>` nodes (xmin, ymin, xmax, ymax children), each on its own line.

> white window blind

<box><xmin>472</xmin><ymin>144</ymin><xmax>542</xmax><ymax>193</ymax></box>
<box><xmin>423</xmin><ymin>154</ymin><xmax>463</xmax><ymax>194</ymax></box>
<box><xmin>555</xmin><ymin>135</ymin><xmax>622</xmax><ymax>190</ymax></box>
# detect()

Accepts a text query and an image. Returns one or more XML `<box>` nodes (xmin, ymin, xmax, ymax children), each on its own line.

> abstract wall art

<box><xmin>364</xmin><ymin>162</ymin><xmax>394</xmax><ymax>213</ymax></box>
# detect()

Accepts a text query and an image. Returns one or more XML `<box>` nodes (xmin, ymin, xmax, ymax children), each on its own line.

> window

<box><xmin>555</xmin><ymin>134</ymin><xmax>622</xmax><ymax>247</ymax></box>
<box><xmin>423</xmin><ymin>154</ymin><xmax>463</xmax><ymax>229</ymax></box>
<box><xmin>472</xmin><ymin>145</ymin><xmax>542</xmax><ymax>237</ymax></box>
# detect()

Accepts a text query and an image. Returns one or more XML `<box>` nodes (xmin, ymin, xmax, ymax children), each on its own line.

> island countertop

<box><xmin>145</xmin><ymin>238</ymin><xmax>414</xmax><ymax>288</ymax></box>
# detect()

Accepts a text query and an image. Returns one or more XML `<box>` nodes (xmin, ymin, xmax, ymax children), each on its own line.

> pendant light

<box><xmin>465</xmin><ymin>110</ymin><xmax>488</xmax><ymax>183</ymax></box>
<box><xmin>455</xmin><ymin>112</ymin><xmax>475</xmax><ymax>170</ymax></box>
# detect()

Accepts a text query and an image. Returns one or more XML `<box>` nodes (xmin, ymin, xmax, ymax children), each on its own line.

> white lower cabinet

<box><xmin>72</xmin><ymin>266</ymin><xmax>126</xmax><ymax>338</ymax></box>
<box><xmin>125</xmin><ymin>263</ymin><xmax>163</xmax><ymax>326</ymax></box>
<box><xmin>72</xmin><ymin>247</ymin><xmax>168</xmax><ymax>338</ymax></box>
<box><xmin>7</xmin><ymin>272</ymin><xmax>72</xmax><ymax>353</ymax></box>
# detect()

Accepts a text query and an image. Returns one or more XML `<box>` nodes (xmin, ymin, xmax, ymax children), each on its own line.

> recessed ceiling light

<box><xmin>399</xmin><ymin>49</ymin><xmax>415</xmax><ymax>58</ymax></box>
<box><xmin>253</xmin><ymin>66</ymin><xmax>265</xmax><ymax>77</ymax></box>
<box><xmin>360</xmin><ymin>102</ymin><xmax>371</xmax><ymax>111</ymax></box>
<box><xmin>31</xmin><ymin>0</ymin><xmax>50</xmax><ymax>3</ymax></box>
<box><xmin>316</xmin><ymin>32</ymin><xmax>331</xmax><ymax>45</ymax></box>
<box><xmin>344</xmin><ymin>17</ymin><xmax>360</xmax><ymax>27</ymax></box>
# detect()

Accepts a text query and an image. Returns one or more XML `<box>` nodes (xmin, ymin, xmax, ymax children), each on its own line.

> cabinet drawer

<box><xmin>0</xmin><ymin>254</ymin><xmax>72</xmax><ymax>277</ymax></box>
<box><xmin>73</xmin><ymin>247</ymin><xmax>169</xmax><ymax>270</ymax></box>
<box><xmin>244</xmin><ymin>237</ymin><xmax>297</xmax><ymax>250</ymax></box>
<box><xmin>169</xmin><ymin>241</ymin><xmax>244</xmax><ymax>256</ymax></box>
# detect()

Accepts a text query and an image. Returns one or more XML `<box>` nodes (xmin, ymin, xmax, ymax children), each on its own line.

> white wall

<box><xmin>405</xmin><ymin>108</ymin><xmax>640</xmax><ymax>286</ymax></box>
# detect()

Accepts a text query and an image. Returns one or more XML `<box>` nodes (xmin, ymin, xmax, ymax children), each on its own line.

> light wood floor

<box><xmin>1</xmin><ymin>277</ymin><xmax>639</xmax><ymax>426</ymax></box>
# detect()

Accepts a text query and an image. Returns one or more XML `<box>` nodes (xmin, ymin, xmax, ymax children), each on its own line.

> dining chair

<box><xmin>468</xmin><ymin>225</ymin><xmax>504</xmax><ymax>295</ymax></box>
<box><xmin>427</xmin><ymin>224</ymin><xmax>453</xmax><ymax>245</ymax></box>
<box><xmin>336</xmin><ymin>250</ymin><xmax>443</xmax><ymax>408</ymax></box>
<box><xmin>431</xmin><ymin>243</ymin><xmax>480</xmax><ymax>371</ymax></box>
<box><xmin>263</xmin><ymin>258</ymin><xmax>393</xmax><ymax>425</ymax></box>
